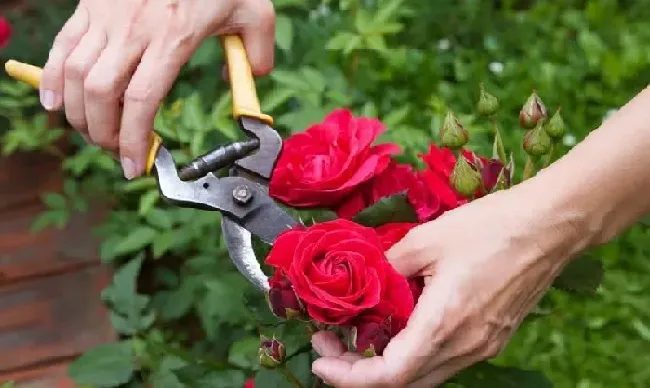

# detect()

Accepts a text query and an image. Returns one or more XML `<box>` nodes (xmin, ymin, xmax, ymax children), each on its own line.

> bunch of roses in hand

<box><xmin>256</xmin><ymin>85</ymin><xmax>565</xmax><ymax>378</ymax></box>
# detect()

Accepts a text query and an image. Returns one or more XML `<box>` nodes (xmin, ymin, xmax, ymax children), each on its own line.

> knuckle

<box><xmin>124</xmin><ymin>83</ymin><xmax>155</xmax><ymax>104</ymax></box>
<box><xmin>64</xmin><ymin>57</ymin><xmax>88</xmax><ymax>80</ymax></box>
<box><xmin>53</xmin><ymin>30</ymin><xmax>77</xmax><ymax>49</ymax></box>
<box><xmin>89</xmin><ymin>132</ymin><xmax>117</xmax><ymax>151</ymax></box>
<box><xmin>84</xmin><ymin>77</ymin><xmax>115</xmax><ymax>100</ymax></box>
<box><xmin>65</xmin><ymin>111</ymin><xmax>86</xmax><ymax>132</ymax></box>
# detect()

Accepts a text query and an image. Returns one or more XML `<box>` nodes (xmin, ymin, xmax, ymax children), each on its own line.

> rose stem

<box><xmin>306</xmin><ymin>322</ymin><xmax>319</xmax><ymax>335</ymax></box>
<box><xmin>522</xmin><ymin>155</ymin><xmax>536</xmax><ymax>181</ymax></box>
<box><xmin>279</xmin><ymin>366</ymin><xmax>305</xmax><ymax>388</ymax></box>
<box><xmin>541</xmin><ymin>142</ymin><xmax>556</xmax><ymax>169</ymax></box>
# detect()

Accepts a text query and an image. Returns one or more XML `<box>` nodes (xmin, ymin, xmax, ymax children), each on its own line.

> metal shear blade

<box><xmin>151</xmin><ymin>119</ymin><xmax>299</xmax><ymax>292</ymax></box>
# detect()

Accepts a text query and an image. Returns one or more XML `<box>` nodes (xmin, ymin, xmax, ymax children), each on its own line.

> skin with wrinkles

<box><xmin>311</xmin><ymin>85</ymin><xmax>650</xmax><ymax>387</ymax></box>
<box><xmin>39</xmin><ymin>0</ymin><xmax>275</xmax><ymax>179</ymax></box>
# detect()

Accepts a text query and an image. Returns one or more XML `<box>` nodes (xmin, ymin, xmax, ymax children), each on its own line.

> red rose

<box><xmin>375</xmin><ymin>222</ymin><xmax>417</xmax><ymax>251</ymax></box>
<box><xmin>244</xmin><ymin>378</ymin><xmax>255</xmax><ymax>388</ymax></box>
<box><xmin>265</xmin><ymin>219</ymin><xmax>414</xmax><ymax>325</ymax></box>
<box><xmin>335</xmin><ymin>161</ymin><xmax>440</xmax><ymax>222</ymax></box>
<box><xmin>0</xmin><ymin>17</ymin><xmax>12</xmax><ymax>49</ymax></box>
<box><xmin>269</xmin><ymin>109</ymin><xmax>400</xmax><ymax>208</ymax></box>
<box><xmin>375</xmin><ymin>223</ymin><xmax>424</xmax><ymax>304</ymax></box>
<box><xmin>268</xmin><ymin>271</ymin><xmax>305</xmax><ymax>319</ymax></box>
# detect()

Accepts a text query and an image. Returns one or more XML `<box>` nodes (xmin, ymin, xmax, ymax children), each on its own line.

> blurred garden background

<box><xmin>1</xmin><ymin>0</ymin><xmax>650</xmax><ymax>387</ymax></box>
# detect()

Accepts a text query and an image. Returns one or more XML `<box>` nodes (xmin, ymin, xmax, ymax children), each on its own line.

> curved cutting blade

<box><xmin>221</xmin><ymin>216</ymin><xmax>270</xmax><ymax>292</ymax></box>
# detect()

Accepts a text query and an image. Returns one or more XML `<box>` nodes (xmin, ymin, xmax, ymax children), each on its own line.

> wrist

<box><xmin>503</xmin><ymin>171</ymin><xmax>599</xmax><ymax>266</ymax></box>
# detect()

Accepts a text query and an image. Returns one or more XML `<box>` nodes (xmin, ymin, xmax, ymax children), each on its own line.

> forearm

<box><xmin>519</xmin><ymin>84</ymin><xmax>650</xmax><ymax>258</ymax></box>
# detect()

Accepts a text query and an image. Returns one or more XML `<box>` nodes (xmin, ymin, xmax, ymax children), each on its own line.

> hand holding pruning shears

<box><xmin>34</xmin><ymin>0</ymin><xmax>276</xmax><ymax>180</ymax></box>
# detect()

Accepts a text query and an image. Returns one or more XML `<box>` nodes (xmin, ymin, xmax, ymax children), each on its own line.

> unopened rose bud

<box><xmin>545</xmin><ymin>108</ymin><xmax>565</xmax><ymax>140</ymax></box>
<box><xmin>351</xmin><ymin>319</ymin><xmax>391</xmax><ymax>357</ymax></box>
<box><xmin>450</xmin><ymin>155</ymin><xmax>482</xmax><ymax>197</ymax></box>
<box><xmin>477</xmin><ymin>84</ymin><xmax>499</xmax><ymax>116</ymax></box>
<box><xmin>523</xmin><ymin>123</ymin><xmax>552</xmax><ymax>157</ymax></box>
<box><xmin>268</xmin><ymin>272</ymin><xmax>305</xmax><ymax>320</ymax></box>
<box><xmin>519</xmin><ymin>90</ymin><xmax>547</xmax><ymax>129</ymax></box>
<box><xmin>439</xmin><ymin>110</ymin><xmax>469</xmax><ymax>149</ymax></box>
<box><xmin>259</xmin><ymin>335</ymin><xmax>286</xmax><ymax>369</ymax></box>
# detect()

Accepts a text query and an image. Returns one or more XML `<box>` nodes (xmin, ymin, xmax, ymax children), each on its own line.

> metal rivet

<box><xmin>233</xmin><ymin>184</ymin><xmax>253</xmax><ymax>205</ymax></box>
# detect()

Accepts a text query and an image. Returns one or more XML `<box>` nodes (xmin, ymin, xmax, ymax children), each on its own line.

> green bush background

<box><xmin>2</xmin><ymin>0</ymin><xmax>650</xmax><ymax>387</ymax></box>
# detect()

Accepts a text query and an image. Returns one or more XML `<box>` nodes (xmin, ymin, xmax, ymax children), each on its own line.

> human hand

<box><xmin>40</xmin><ymin>0</ymin><xmax>275</xmax><ymax>179</ymax></box>
<box><xmin>310</xmin><ymin>183</ymin><xmax>589</xmax><ymax>387</ymax></box>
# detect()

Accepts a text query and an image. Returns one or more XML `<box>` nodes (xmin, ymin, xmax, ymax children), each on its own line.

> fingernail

<box><xmin>40</xmin><ymin>89</ymin><xmax>56</xmax><ymax>110</ymax></box>
<box><xmin>121</xmin><ymin>157</ymin><xmax>138</xmax><ymax>180</ymax></box>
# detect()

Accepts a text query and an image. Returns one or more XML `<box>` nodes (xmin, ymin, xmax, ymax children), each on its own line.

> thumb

<box><xmin>386</xmin><ymin>221</ymin><xmax>444</xmax><ymax>277</ymax></box>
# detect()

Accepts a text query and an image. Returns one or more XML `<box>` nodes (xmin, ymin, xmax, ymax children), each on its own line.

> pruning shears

<box><xmin>5</xmin><ymin>35</ymin><xmax>300</xmax><ymax>292</ymax></box>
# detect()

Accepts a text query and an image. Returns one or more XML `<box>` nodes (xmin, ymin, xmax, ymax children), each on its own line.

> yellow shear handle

<box><xmin>4</xmin><ymin>60</ymin><xmax>163</xmax><ymax>175</ymax></box>
<box><xmin>221</xmin><ymin>35</ymin><xmax>273</xmax><ymax>125</ymax></box>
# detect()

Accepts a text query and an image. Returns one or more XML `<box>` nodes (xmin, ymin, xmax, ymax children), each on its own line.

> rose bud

<box><xmin>519</xmin><ymin>90</ymin><xmax>547</xmax><ymax>129</ymax></box>
<box><xmin>477</xmin><ymin>84</ymin><xmax>499</xmax><ymax>116</ymax></box>
<box><xmin>481</xmin><ymin>159</ymin><xmax>511</xmax><ymax>193</ymax></box>
<box><xmin>523</xmin><ymin>123</ymin><xmax>552</xmax><ymax>157</ymax></box>
<box><xmin>439</xmin><ymin>110</ymin><xmax>469</xmax><ymax>150</ymax></box>
<box><xmin>450</xmin><ymin>155</ymin><xmax>482</xmax><ymax>197</ymax></box>
<box><xmin>351</xmin><ymin>318</ymin><xmax>392</xmax><ymax>357</ymax></box>
<box><xmin>268</xmin><ymin>272</ymin><xmax>305</xmax><ymax>320</ymax></box>
<box><xmin>259</xmin><ymin>335</ymin><xmax>286</xmax><ymax>369</ymax></box>
<box><xmin>545</xmin><ymin>108</ymin><xmax>566</xmax><ymax>140</ymax></box>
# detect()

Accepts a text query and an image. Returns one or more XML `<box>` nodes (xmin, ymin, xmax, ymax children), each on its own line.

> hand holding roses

<box><xmin>310</xmin><ymin>181</ymin><xmax>589</xmax><ymax>387</ymax></box>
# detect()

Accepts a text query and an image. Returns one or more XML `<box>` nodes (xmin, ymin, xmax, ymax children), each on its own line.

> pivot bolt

<box><xmin>233</xmin><ymin>184</ymin><xmax>253</xmax><ymax>205</ymax></box>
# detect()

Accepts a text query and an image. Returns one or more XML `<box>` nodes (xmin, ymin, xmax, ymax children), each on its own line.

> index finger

<box><xmin>119</xmin><ymin>36</ymin><xmax>197</xmax><ymax>179</ymax></box>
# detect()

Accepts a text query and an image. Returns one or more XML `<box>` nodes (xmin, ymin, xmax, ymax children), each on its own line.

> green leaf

<box><xmin>152</xmin><ymin>281</ymin><xmax>195</xmax><ymax>321</ymax></box>
<box><xmin>228</xmin><ymin>336</ymin><xmax>261</xmax><ymax>369</ymax></box>
<box><xmin>121</xmin><ymin>177</ymin><xmax>157</xmax><ymax>193</ymax></box>
<box><xmin>42</xmin><ymin>192</ymin><xmax>66</xmax><ymax>209</ymax></box>
<box><xmin>262</xmin><ymin>88</ymin><xmax>295</xmax><ymax>113</ymax></box>
<box><xmin>352</xmin><ymin>193</ymin><xmax>418</xmax><ymax>227</ymax></box>
<box><xmin>451</xmin><ymin>362</ymin><xmax>553</xmax><ymax>388</ymax></box>
<box><xmin>152</xmin><ymin>230</ymin><xmax>176</xmax><ymax>259</ymax></box>
<box><xmin>113</xmin><ymin>226</ymin><xmax>158</xmax><ymax>256</ymax></box>
<box><xmin>188</xmin><ymin>37</ymin><xmax>220</xmax><ymax>69</ymax></box>
<box><xmin>101</xmin><ymin>255</ymin><xmax>155</xmax><ymax>335</ymax></box>
<box><xmin>138</xmin><ymin>190</ymin><xmax>160</xmax><ymax>216</ymax></box>
<box><xmin>145</xmin><ymin>208</ymin><xmax>173</xmax><ymax>230</ymax></box>
<box><xmin>326</xmin><ymin>32</ymin><xmax>359</xmax><ymax>51</ymax></box>
<box><xmin>1</xmin><ymin>382</ymin><xmax>15</xmax><ymax>388</ymax></box>
<box><xmin>254</xmin><ymin>351</ymin><xmax>313</xmax><ymax>388</ymax></box>
<box><xmin>275</xmin><ymin>15</ymin><xmax>294</xmax><ymax>51</ymax></box>
<box><xmin>196</xmin><ymin>273</ymin><xmax>252</xmax><ymax>339</ymax></box>
<box><xmin>68</xmin><ymin>341</ymin><xmax>136</xmax><ymax>388</ymax></box>
<box><xmin>150</xmin><ymin>356</ymin><xmax>188</xmax><ymax>388</ymax></box>
<box><xmin>552</xmin><ymin>255</ymin><xmax>604</xmax><ymax>293</ymax></box>
<box><xmin>194</xmin><ymin>371</ymin><xmax>247</xmax><ymax>388</ymax></box>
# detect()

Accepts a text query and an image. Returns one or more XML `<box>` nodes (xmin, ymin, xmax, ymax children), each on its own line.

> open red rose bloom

<box><xmin>264</xmin><ymin>109</ymin><xmax>509</xmax><ymax>356</ymax></box>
